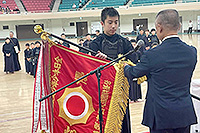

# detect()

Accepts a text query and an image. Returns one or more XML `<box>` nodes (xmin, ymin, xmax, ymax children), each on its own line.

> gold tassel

<box><xmin>104</xmin><ymin>59</ymin><xmax>130</xmax><ymax>133</ymax></box>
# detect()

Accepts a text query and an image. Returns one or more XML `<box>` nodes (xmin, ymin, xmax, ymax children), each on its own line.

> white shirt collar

<box><xmin>162</xmin><ymin>35</ymin><xmax>179</xmax><ymax>42</ymax></box>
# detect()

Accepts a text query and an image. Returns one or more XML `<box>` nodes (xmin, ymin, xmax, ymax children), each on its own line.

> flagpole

<box><xmin>34</xmin><ymin>25</ymin><xmax>113</xmax><ymax>61</ymax></box>
<box><xmin>96</xmin><ymin>67</ymin><xmax>103</xmax><ymax>133</ymax></box>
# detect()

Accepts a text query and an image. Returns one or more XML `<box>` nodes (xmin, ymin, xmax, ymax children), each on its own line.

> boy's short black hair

<box><xmin>151</xmin><ymin>28</ymin><xmax>156</xmax><ymax>32</ymax></box>
<box><xmin>139</xmin><ymin>29</ymin><xmax>144</xmax><ymax>31</ymax></box>
<box><xmin>79</xmin><ymin>39</ymin><xmax>84</xmax><ymax>42</ymax></box>
<box><xmin>85</xmin><ymin>33</ymin><xmax>90</xmax><ymax>36</ymax></box>
<box><xmin>96</xmin><ymin>30</ymin><xmax>100</xmax><ymax>33</ymax></box>
<box><xmin>25</xmin><ymin>43</ymin><xmax>30</xmax><ymax>46</ymax></box>
<box><xmin>31</xmin><ymin>42</ymin><xmax>35</xmax><ymax>45</ymax></box>
<box><xmin>101</xmin><ymin>7</ymin><xmax>119</xmax><ymax>23</ymax></box>
<box><xmin>5</xmin><ymin>37</ymin><xmax>10</xmax><ymax>40</ymax></box>
<box><xmin>61</xmin><ymin>33</ymin><xmax>66</xmax><ymax>36</ymax></box>
<box><xmin>35</xmin><ymin>41</ymin><xmax>41</xmax><ymax>45</ymax></box>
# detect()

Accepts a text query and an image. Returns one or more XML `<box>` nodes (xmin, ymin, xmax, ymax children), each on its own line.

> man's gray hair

<box><xmin>10</xmin><ymin>31</ymin><xmax>14</xmax><ymax>34</ymax></box>
<box><xmin>156</xmin><ymin>9</ymin><xmax>180</xmax><ymax>31</ymax></box>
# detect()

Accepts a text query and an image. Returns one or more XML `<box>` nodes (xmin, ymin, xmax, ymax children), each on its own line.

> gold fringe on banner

<box><xmin>104</xmin><ymin>58</ymin><xmax>130</xmax><ymax>133</ymax></box>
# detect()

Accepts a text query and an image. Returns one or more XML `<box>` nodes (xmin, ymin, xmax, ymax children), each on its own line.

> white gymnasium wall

<box><xmin>0</xmin><ymin>19</ymin><xmax>50</xmax><ymax>38</ymax></box>
<box><xmin>0</xmin><ymin>10</ymin><xmax>199</xmax><ymax>39</ymax></box>
<box><xmin>120</xmin><ymin>13</ymin><xmax>157</xmax><ymax>33</ymax></box>
<box><xmin>180</xmin><ymin>10</ymin><xmax>200</xmax><ymax>32</ymax></box>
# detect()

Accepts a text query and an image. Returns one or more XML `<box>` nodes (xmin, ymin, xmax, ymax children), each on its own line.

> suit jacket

<box><xmin>124</xmin><ymin>37</ymin><xmax>197</xmax><ymax>130</ymax></box>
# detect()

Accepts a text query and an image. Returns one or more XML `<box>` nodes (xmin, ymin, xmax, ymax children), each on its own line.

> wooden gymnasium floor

<box><xmin>0</xmin><ymin>34</ymin><xmax>199</xmax><ymax>133</ymax></box>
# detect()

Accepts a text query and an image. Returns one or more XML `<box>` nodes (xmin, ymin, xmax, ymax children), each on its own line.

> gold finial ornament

<box><xmin>34</xmin><ymin>25</ymin><xmax>44</xmax><ymax>34</ymax></box>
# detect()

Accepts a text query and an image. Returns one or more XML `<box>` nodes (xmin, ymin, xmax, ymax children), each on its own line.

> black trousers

<box><xmin>188</xmin><ymin>27</ymin><xmax>192</xmax><ymax>34</ymax></box>
<box><xmin>150</xmin><ymin>126</ymin><xmax>190</xmax><ymax>133</ymax></box>
<box><xmin>121</xmin><ymin>103</ymin><xmax>131</xmax><ymax>133</ymax></box>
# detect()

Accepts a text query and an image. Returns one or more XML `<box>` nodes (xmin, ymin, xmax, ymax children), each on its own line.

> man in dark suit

<box><xmin>124</xmin><ymin>9</ymin><xmax>197</xmax><ymax>133</ymax></box>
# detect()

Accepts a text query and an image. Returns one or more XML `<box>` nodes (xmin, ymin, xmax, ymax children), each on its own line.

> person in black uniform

<box><xmin>24</xmin><ymin>43</ymin><xmax>31</xmax><ymax>74</ymax></box>
<box><xmin>129</xmin><ymin>39</ymin><xmax>142</xmax><ymax>102</ymax></box>
<box><xmin>2</xmin><ymin>37</ymin><xmax>15</xmax><ymax>74</ymax></box>
<box><xmin>89</xmin><ymin>7</ymin><xmax>138</xmax><ymax>133</ymax></box>
<box><xmin>78</xmin><ymin>39</ymin><xmax>85</xmax><ymax>53</ymax></box>
<box><xmin>150</xmin><ymin>28</ymin><xmax>159</xmax><ymax>47</ymax></box>
<box><xmin>29</xmin><ymin>43</ymin><xmax>35</xmax><ymax>76</ymax></box>
<box><xmin>136</xmin><ymin>29</ymin><xmax>145</xmax><ymax>42</ymax></box>
<box><xmin>93</xmin><ymin>30</ymin><xmax>101</xmax><ymax>39</ymax></box>
<box><xmin>9</xmin><ymin>31</ymin><xmax>21</xmax><ymax>71</ymax></box>
<box><xmin>33</xmin><ymin>41</ymin><xmax>41</xmax><ymax>78</ymax></box>
<box><xmin>59</xmin><ymin>33</ymin><xmax>70</xmax><ymax>48</ymax></box>
<box><xmin>143</xmin><ymin>29</ymin><xmax>151</xmax><ymax>50</ymax></box>
<box><xmin>82</xmin><ymin>33</ymin><xmax>92</xmax><ymax>54</ymax></box>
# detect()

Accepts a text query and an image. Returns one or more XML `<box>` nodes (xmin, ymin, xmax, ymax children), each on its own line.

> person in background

<box><xmin>78</xmin><ymin>2</ymin><xmax>82</xmax><ymax>8</ymax></box>
<box><xmin>150</xmin><ymin>28</ymin><xmax>159</xmax><ymax>47</ymax></box>
<box><xmin>136</xmin><ymin>24</ymin><xmax>140</xmax><ymax>35</ymax></box>
<box><xmin>136</xmin><ymin>29</ymin><xmax>145</xmax><ymax>42</ymax></box>
<box><xmin>129</xmin><ymin>39</ymin><xmax>142</xmax><ymax>102</ymax></box>
<box><xmin>2</xmin><ymin>37</ymin><xmax>14</xmax><ymax>74</ymax></box>
<box><xmin>59</xmin><ymin>33</ymin><xmax>70</xmax><ymax>48</ymax></box>
<box><xmin>78</xmin><ymin>39</ymin><xmax>85</xmax><ymax>53</ymax></box>
<box><xmin>9</xmin><ymin>31</ymin><xmax>21</xmax><ymax>71</ymax></box>
<box><xmin>95</xmin><ymin>30</ymin><xmax>101</xmax><ymax>37</ymax></box>
<box><xmin>24</xmin><ymin>43</ymin><xmax>31</xmax><ymax>74</ymax></box>
<box><xmin>72</xmin><ymin>3</ymin><xmax>76</xmax><ymax>9</ymax></box>
<box><xmin>30</xmin><ymin>43</ymin><xmax>35</xmax><ymax>76</ymax></box>
<box><xmin>13</xmin><ymin>6</ymin><xmax>20</xmax><ymax>12</ymax></box>
<box><xmin>33</xmin><ymin>41</ymin><xmax>41</xmax><ymax>78</ymax></box>
<box><xmin>188</xmin><ymin>20</ymin><xmax>193</xmax><ymax>34</ymax></box>
<box><xmin>5</xmin><ymin>6</ymin><xmax>10</xmax><ymax>14</ymax></box>
<box><xmin>93</xmin><ymin>30</ymin><xmax>101</xmax><ymax>40</ymax></box>
<box><xmin>2</xmin><ymin>0</ymin><xmax>6</xmax><ymax>4</ymax></box>
<box><xmin>143</xmin><ymin>29</ymin><xmax>151</xmax><ymax>50</ymax></box>
<box><xmin>82</xmin><ymin>33</ymin><xmax>92</xmax><ymax>54</ymax></box>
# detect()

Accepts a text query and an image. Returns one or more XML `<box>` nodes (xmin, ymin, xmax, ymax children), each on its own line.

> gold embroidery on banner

<box><xmin>94</xmin><ymin>122</ymin><xmax>100</xmax><ymax>130</ymax></box>
<box><xmin>64</xmin><ymin>126</ymin><xmax>77</xmax><ymax>133</ymax></box>
<box><xmin>93</xmin><ymin>80</ymin><xmax>112</xmax><ymax>132</ymax></box>
<box><xmin>51</xmin><ymin>56</ymin><xmax>63</xmax><ymax>104</ymax></box>
<box><xmin>74</xmin><ymin>71</ymin><xmax>87</xmax><ymax>85</ymax></box>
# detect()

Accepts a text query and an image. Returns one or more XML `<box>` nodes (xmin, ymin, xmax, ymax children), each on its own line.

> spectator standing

<box><xmin>24</xmin><ymin>43</ymin><xmax>31</xmax><ymax>74</ymax></box>
<box><xmin>72</xmin><ymin>3</ymin><xmax>76</xmax><ymax>9</ymax></box>
<box><xmin>59</xmin><ymin>33</ymin><xmax>70</xmax><ymax>48</ymax></box>
<box><xmin>188</xmin><ymin>20</ymin><xmax>193</xmax><ymax>34</ymax></box>
<box><xmin>9</xmin><ymin>31</ymin><xmax>21</xmax><ymax>71</ymax></box>
<box><xmin>82</xmin><ymin>33</ymin><xmax>92</xmax><ymax>54</ymax></box>
<box><xmin>2</xmin><ymin>38</ymin><xmax>14</xmax><ymax>74</ymax></box>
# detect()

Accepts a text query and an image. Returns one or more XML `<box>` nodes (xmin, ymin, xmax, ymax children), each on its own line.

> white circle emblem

<box><xmin>63</xmin><ymin>92</ymin><xmax>89</xmax><ymax>120</ymax></box>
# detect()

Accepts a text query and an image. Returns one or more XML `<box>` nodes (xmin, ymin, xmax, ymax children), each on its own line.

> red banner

<box><xmin>50</xmin><ymin>42</ymin><xmax>117</xmax><ymax>133</ymax></box>
<box><xmin>32</xmin><ymin>37</ymin><xmax>130</xmax><ymax>133</ymax></box>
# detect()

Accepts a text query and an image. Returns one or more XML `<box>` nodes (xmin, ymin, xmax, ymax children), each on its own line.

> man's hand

<box><xmin>146</xmin><ymin>46</ymin><xmax>150</xmax><ymax>50</ymax></box>
<box><xmin>6</xmin><ymin>53</ymin><xmax>10</xmax><ymax>57</ymax></box>
<box><xmin>95</xmin><ymin>51</ymin><xmax>107</xmax><ymax>59</ymax></box>
<box><xmin>124</xmin><ymin>63</ymin><xmax>128</xmax><ymax>67</ymax></box>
